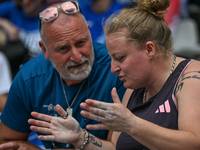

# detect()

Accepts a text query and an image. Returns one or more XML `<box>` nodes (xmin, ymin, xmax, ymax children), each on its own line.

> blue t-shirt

<box><xmin>1</xmin><ymin>42</ymin><xmax>126</xmax><ymax>149</ymax></box>
<box><xmin>0</xmin><ymin>1</ymin><xmax>44</xmax><ymax>56</ymax></box>
<box><xmin>81</xmin><ymin>1</ymin><xmax>124</xmax><ymax>43</ymax></box>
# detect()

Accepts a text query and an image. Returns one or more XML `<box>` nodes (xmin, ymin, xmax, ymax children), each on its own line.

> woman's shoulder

<box><xmin>181</xmin><ymin>58</ymin><xmax>200</xmax><ymax>72</ymax></box>
<box><xmin>175</xmin><ymin>57</ymin><xmax>200</xmax><ymax>71</ymax></box>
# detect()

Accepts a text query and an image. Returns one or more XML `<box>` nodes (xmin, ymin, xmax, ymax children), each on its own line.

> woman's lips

<box><xmin>118</xmin><ymin>75</ymin><xmax>125</xmax><ymax>81</ymax></box>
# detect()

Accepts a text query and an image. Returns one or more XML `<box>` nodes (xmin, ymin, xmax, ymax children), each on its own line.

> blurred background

<box><xmin>0</xmin><ymin>0</ymin><xmax>200</xmax><ymax>80</ymax></box>
<box><xmin>77</xmin><ymin>0</ymin><xmax>200</xmax><ymax>60</ymax></box>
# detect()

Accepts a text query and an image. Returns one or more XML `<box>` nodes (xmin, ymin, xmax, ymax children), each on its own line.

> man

<box><xmin>0</xmin><ymin>1</ymin><xmax>126</xmax><ymax>150</ymax></box>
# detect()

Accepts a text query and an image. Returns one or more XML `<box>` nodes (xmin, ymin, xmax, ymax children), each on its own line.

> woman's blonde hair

<box><xmin>104</xmin><ymin>0</ymin><xmax>172</xmax><ymax>55</ymax></box>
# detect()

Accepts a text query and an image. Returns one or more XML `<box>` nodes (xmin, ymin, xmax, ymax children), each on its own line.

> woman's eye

<box><xmin>116</xmin><ymin>56</ymin><xmax>124</xmax><ymax>61</ymax></box>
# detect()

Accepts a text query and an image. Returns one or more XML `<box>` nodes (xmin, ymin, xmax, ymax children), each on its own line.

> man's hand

<box><xmin>0</xmin><ymin>141</ymin><xmax>41</xmax><ymax>150</ymax></box>
<box><xmin>28</xmin><ymin>105</ymin><xmax>83</xmax><ymax>146</ymax></box>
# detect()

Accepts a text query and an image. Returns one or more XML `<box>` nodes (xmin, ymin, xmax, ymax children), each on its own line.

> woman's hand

<box><xmin>80</xmin><ymin>87</ymin><xmax>134</xmax><ymax>133</ymax></box>
<box><xmin>28</xmin><ymin>104</ymin><xmax>83</xmax><ymax>145</ymax></box>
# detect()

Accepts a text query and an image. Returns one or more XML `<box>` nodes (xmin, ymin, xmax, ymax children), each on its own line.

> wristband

<box><xmin>76</xmin><ymin>129</ymin><xmax>89</xmax><ymax>150</ymax></box>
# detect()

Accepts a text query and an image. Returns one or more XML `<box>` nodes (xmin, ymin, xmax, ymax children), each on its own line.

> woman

<box><xmin>10</xmin><ymin>0</ymin><xmax>200</xmax><ymax>150</ymax></box>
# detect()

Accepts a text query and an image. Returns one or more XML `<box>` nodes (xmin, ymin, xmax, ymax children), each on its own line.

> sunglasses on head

<box><xmin>39</xmin><ymin>1</ymin><xmax>80</xmax><ymax>22</ymax></box>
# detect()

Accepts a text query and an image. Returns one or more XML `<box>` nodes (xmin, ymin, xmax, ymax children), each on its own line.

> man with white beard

<box><xmin>0</xmin><ymin>1</ymin><xmax>126</xmax><ymax>150</ymax></box>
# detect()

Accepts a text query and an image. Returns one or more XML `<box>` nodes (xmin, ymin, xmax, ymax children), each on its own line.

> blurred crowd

<box><xmin>1</xmin><ymin>0</ymin><xmax>200</xmax><ymax>79</ymax></box>
<box><xmin>0</xmin><ymin>0</ymin><xmax>200</xmax><ymax>148</ymax></box>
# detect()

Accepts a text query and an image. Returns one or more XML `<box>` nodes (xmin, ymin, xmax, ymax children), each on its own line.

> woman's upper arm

<box><xmin>176</xmin><ymin>61</ymin><xmax>200</xmax><ymax>136</ymax></box>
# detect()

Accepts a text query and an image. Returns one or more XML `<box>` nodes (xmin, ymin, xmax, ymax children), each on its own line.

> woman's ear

<box><xmin>145</xmin><ymin>41</ymin><xmax>156</xmax><ymax>58</ymax></box>
<box><xmin>39</xmin><ymin>41</ymin><xmax>50</xmax><ymax>60</ymax></box>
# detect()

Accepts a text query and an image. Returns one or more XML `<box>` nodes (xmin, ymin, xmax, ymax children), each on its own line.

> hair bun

<box><xmin>134</xmin><ymin>0</ymin><xmax>170</xmax><ymax>21</ymax></box>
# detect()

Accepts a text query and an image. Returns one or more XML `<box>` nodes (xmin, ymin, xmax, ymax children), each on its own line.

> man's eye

<box><xmin>60</xmin><ymin>47</ymin><xmax>66</xmax><ymax>51</ymax></box>
<box><xmin>59</xmin><ymin>46</ymin><xmax>70</xmax><ymax>52</ymax></box>
<box><xmin>76</xmin><ymin>41</ymin><xmax>86</xmax><ymax>47</ymax></box>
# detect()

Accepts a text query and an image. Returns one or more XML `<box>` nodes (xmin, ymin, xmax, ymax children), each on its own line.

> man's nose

<box><xmin>69</xmin><ymin>47</ymin><xmax>82</xmax><ymax>63</ymax></box>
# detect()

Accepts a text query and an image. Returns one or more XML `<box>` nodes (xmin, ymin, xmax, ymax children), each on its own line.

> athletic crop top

<box><xmin>116</xmin><ymin>59</ymin><xmax>192</xmax><ymax>150</ymax></box>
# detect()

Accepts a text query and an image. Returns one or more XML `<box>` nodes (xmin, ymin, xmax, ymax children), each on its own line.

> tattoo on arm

<box><xmin>175</xmin><ymin>71</ymin><xmax>200</xmax><ymax>95</ymax></box>
<box><xmin>88</xmin><ymin>134</ymin><xmax>102</xmax><ymax>148</ymax></box>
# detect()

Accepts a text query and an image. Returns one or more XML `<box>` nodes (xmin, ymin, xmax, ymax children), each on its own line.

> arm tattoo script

<box><xmin>88</xmin><ymin>134</ymin><xmax>102</xmax><ymax>148</ymax></box>
<box><xmin>175</xmin><ymin>71</ymin><xmax>200</xmax><ymax>96</ymax></box>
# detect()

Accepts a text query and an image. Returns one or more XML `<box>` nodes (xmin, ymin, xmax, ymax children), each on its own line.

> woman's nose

<box><xmin>111</xmin><ymin>61</ymin><xmax>121</xmax><ymax>74</ymax></box>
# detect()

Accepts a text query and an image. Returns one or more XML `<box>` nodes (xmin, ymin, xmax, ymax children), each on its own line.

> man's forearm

<box><xmin>0</xmin><ymin>140</ymin><xmax>42</xmax><ymax>150</ymax></box>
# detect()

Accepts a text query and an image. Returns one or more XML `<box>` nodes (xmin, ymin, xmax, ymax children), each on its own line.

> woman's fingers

<box><xmin>80</xmin><ymin>88</ymin><xmax>122</xmax><ymax>116</ymax></box>
<box><xmin>86</xmin><ymin>123</ymin><xmax>106</xmax><ymax>130</ymax></box>
<box><xmin>81</xmin><ymin>110</ymin><xmax>105</xmax><ymax>122</ymax></box>
<box><xmin>111</xmin><ymin>87</ymin><xmax>121</xmax><ymax>104</ymax></box>
<box><xmin>84</xmin><ymin>99</ymin><xmax>109</xmax><ymax>110</ymax></box>
<box><xmin>80</xmin><ymin>99</ymin><xmax>110</xmax><ymax>116</ymax></box>
<box><xmin>80</xmin><ymin>99</ymin><xmax>118</xmax><ymax>123</ymax></box>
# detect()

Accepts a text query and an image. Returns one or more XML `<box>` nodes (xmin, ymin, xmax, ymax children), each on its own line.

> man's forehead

<box><xmin>44</xmin><ymin>16</ymin><xmax>87</xmax><ymax>38</ymax></box>
<box><xmin>56</xmin><ymin>35</ymin><xmax>86</xmax><ymax>45</ymax></box>
<box><xmin>54</xmin><ymin>12</ymin><xmax>80</xmax><ymax>26</ymax></box>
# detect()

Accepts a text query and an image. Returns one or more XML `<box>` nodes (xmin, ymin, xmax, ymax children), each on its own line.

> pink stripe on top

<box><xmin>165</xmin><ymin>100</ymin><xmax>171</xmax><ymax>113</ymax></box>
<box><xmin>159</xmin><ymin>104</ymin><xmax>165</xmax><ymax>113</ymax></box>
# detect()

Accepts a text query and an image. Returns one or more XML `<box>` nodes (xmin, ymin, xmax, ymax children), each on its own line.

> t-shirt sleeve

<box><xmin>1</xmin><ymin>71</ymin><xmax>32</xmax><ymax>133</ymax></box>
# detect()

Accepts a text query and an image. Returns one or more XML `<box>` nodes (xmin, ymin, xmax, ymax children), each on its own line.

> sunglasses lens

<box><xmin>42</xmin><ymin>7</ymin><xmax>58</xmax><ymax>22</ymax></box>
<box><xmin>61</xmin><ymin>2</ymin><xmax>78</xmax><ymax>13</ymax></box>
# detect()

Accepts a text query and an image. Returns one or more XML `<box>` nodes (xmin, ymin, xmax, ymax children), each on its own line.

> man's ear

<box><xmin>87</xmin><ymin>24</ymin><xmax>90</xmax><ymax>29</ymax></box>
<box><xmin>145</xmin><ymin>41</ymin><xmax>156</xmax><ymax>58</ymax></box>
<box><xmin>39</xmin><ymin>41</ymin><xmax>50</xmax><ymax>60</ymax></box>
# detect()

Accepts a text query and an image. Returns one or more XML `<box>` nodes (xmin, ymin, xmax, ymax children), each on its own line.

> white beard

<box><xmin>50</xmin><ymin>47</ymin><xmax>94</xmax><ymax>81</ymax></box>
